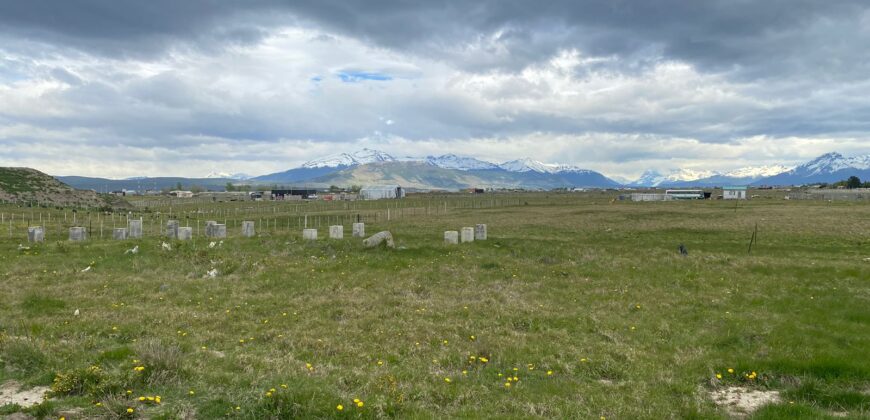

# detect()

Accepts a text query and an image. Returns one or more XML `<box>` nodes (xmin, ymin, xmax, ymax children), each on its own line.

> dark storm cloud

<box><xmin>1</xmin><ymin>0</ymin><xmax>867</xmax><ymax>75</ymax></box>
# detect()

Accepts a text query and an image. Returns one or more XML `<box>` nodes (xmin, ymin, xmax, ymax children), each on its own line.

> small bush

<box><xmin>49</xmin><ymin>365</ymin><xmax>105</xmax><ymax>397</ymax></box>
<box><xmin>134</xmin><ymin>339</ymin><xmax>187</xmax><ymax>386</ymax></box>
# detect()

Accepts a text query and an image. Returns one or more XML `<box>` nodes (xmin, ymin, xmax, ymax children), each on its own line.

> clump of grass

<box><xmin>49</xmin><ymin>365</ymin><xmax>106</xmax><ymax>397</ymax></box>
<box><xmin>133</xmin><ymin>339</ymin><xmax>187</xmax><ymax>386</ymax></box>
<box><xmin>0</xmin><ymin>339</ymin><xmax>47</xmax><ymax>375</ymax></box>
<box><xmin>19</xmin><ymin>295</ymin><xmax>66</xmax><ymax>316</ymax></box>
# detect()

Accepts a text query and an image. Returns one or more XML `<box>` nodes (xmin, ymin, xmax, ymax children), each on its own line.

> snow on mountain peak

<box><xmin>205</xmin><ymin>171</ymin><xmax>250</xmax><ymax>179</ymax></box>
<box><xmin>724</xmin><ymin>164</ymin><xmax>792</xmax><ymax>178</ymax></box>
<box><xmin>302</xmin><ymin>148</ymin><xmax>396</xmax><ymax>168</ymax></box>
<box><xmin>425</xmin><ymin>154</ymin><xmax>499</xmax><ymax>170</ymax></box>
<box><xmin>798</xmin><ymin>152</ymin><xmax>870</xmax><ymax>175</ymax></box>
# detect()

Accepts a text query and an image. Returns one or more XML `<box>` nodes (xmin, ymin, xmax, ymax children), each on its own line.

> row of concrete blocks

<box><xmin>27</xmin><ymin>222</ymin><xmax>144</xmax><ymax>242</ymax></box>
<box><xmin>444</xmin><ymin>224</ymin><xmax>487</xmax><ymax>244</ymax></box>
<box><xmin>301</xmin><ymin>223</ymin><xmax>366</xmax><ymax>240</ymax></box>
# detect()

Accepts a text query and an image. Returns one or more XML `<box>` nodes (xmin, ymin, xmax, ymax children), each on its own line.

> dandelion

<box><xmin>155</xmin><ymin>396</ymin><xmax>161</xmax><ymax>404</ymax></box>
<box><xmin>126</xmin><ymin>390</ymin><xmax>132</xmax><ymax>395</ymax></box>
<box><xmin>127</xmin><ymin>408</ymin><xmax>134</xmax><ymax>414</ymax></box>
<box><xmin>139</xmin><ymin>396</ymin><xmax>146</xmax><ymax>401</ymax></box>
<box><xmin>444</xmin><ymin>377</ymin><xmax>451</xmax><ymax>383</ymax></box>
<box><xmin>235</xmin><ymin>406</ymin><xmax>240</xmax><ymax>410</ymax></box>
<box><xmin>462</xmin><ymin>370</ymin><xmax>468</xmax><ymax>375</ymax></box>
<box><xmin>547</xmin><ymin>370</ymin><xmax>554</xmax><ymax>375</ymax></box>
<box><xmin>189</xmin><ymin>390</ymin><xmax>195</xmax><ymax>395</ymax></box>
<box><xmin>470</xmin><ymin>335</ymin><xmax>476</xmax><ymax>341</ymax></box>
<box><xmin>95</xmin><ymin>402</ymin><xmax>102</xmax><ymax>407</ymax></box>
<box><xmin>336</xmin><ymin>404</ymin><xmax>344</xmax><ymax>411</ymax></box>
<box><xmin>581</xmin><ymin>358</ymin><xmax>588</xmax><ymax>362</ymax></box>
<box><xmin>280</xmin><ymin>384</ymin><xmax>288</xmax><ymax>389</ymax></box>
<box><xmin>133</xmin><ymin>366</ymin><xmax>145</xmax><ymax>372</ymax></box>
<box><xmin>443</xmin><ymin>340</ymin><xmax>448</xmax><ymax>345</ymax></box>
<box><xmin>504</xmin><ymin>382</ymin><xmax>511</xmax><ymax>388</ymax></box>
<box><xmin>479</xmin><ymin>357</ymin><xmax>489</xmax><ymax>363</ymax></box>
<box><xmin>727</xmin><ymin>368</ymin><xmax>734</xmax><ymax>374</ymax></box>
<box><xmin>377</xmin><ymin>360</ymin><xmax>383</xmax><ymax>366</ymax></box>
<box><xmin>353</xmin><ymin>398</ymin><xmax>360</xmax><ymax>403</ymax></box>
<box><xmin>356</xmin><ymin>401</ymin><xmax>364</xmax><ymax>408</ymax></box>
<box><xmin>715</xmin><ymin>373</ymin><xmax>722</xmax><ymax>379</ymax></box>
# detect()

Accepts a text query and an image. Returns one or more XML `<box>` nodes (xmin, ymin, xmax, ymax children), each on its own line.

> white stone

<box><xmin>128</xmin><ymin>219</ymin><xmax>143</xmax><ymax>238</ymax></box>
<box><xmin>461</xmin><ymin>227</ymin><xmax>475</xmax><ymax>243</ymax></box>
<box><xmin>241</xmin><ymin>221</ymin><xmax>255</xmax><ymax>237</ymax></box>
<box><xmin>69</xmin><ymin>227</ymin><xmax>87</xmax><ymax>241</ymax></box>
<box><xmin>112</xmin><ymin>228</ymin><xmax>128</xmax><ymax>240</ymax></box>
<box><xmin>475</xmin><ymin>224</ymin><xmax>487</xmax><ymax>240</ymax></box>
<box><xmin>27</xmin><ymin>226</ymin><xmax>44</xmax><ymax>243</ymax></box>
<box><xmin>352</xmin><ymin>222</ymin><xmax>365</xmax><ymax>238</ymax></box>
<box><xmin>444</xmin><ymin>231</ymin><xmax>459</xmax><ymax>244</ymax></box>
<box><xmin>363</xmin><ymin>231</ymin><xmax>395</xmax><ymax>248</ymax></box>
<box><xmin>177</xmin><ymin>227</ymin><xmax>193</xmax><ymax>241</ymax></box>
<box><xmin>329</xmin><ymin>225</ymin><xmax>344</xmax><ymax>239</ymax></box>
<box><xmin>302</xmin><ymin>228</ymin><xmax>318</xmax><ymax>240</ymax></box>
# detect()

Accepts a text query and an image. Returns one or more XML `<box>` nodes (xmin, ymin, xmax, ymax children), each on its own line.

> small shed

<box><xmin>723</xmin><ymin>186</ymin><xmax>748</xmax><ymax>200</ymax></box>
<box><xmin>170</xmin><ymin>190</ymin><xmax>194</xmax><ymax>198</ymax></box>
<box><xmin>360</xmin><ymin>185</ymin><xmax>405</xmax><ymax>200</ymax></box>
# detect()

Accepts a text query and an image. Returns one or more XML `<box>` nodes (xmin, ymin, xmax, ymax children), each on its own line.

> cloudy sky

<box><xmin>1</xmin><ymin>1</ymin><xmax>869</xmax><ymax>179</ymax></box>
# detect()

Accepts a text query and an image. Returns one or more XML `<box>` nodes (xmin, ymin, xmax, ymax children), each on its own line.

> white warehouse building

<box><xmin>359</xmin><ymin>185</ymin><xmax>406</xmax><ymax>200</ymax></box>
<box><xmin>723</xmin><ymin>186</ymin><xmax>748</xmax><ymax>200</ymax></box>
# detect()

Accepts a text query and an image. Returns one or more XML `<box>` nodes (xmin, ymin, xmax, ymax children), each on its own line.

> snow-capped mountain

<box><xmin>631</xmin><ymin>168</ymin><xmax>719</xmax><ymax>186</ymax></box>
<box><xmin>756</xmin><ymin>152</ymin><xmax>870</xmax><ymax>185</ymax></box>
<box><xmin>204</xmin><ymin>171</ymin><xmax>251</xmax><ymax>180</ymax></box>
<box><xmin>302</xmin><ymin>148</ymin><xmax>396</xmax><ymax>168</ymax></box>
<box><xmin>497</xmin><ymin>158</ymin><xmax>593</xmax><ymax>174</ymax></box>
<box><xmin>425</xmin><ymin>154</ymin><xmax>499</xmax><ymax>170</ymax></box>
<box><xmin>723</xmin><ymin>164</ymin><xmax>793</xmax><ymax>179</ymax></box>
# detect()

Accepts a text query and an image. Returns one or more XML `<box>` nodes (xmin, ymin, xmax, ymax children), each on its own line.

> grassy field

<box><xmin>1</xmin><ymin>193</ymin><xmax>868</xmax><ymax>419</ymax></box>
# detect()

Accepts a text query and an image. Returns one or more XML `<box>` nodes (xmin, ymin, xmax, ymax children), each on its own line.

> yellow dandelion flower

<box><xmin>127</xmin><ymin>408</ymin><xmax>134</xmax><ymax>414</ymax></box>
<box><xmin>377</xmin><ymin>360</ymin><xmax>383</xmax><ymax>366</ymax></box>
<box><xmin>443</xmin><ymin>340</ymin><xmax>448</xmax><ymax>345</ymax></box>
<box><xmin>479</xmin><ymin>357</ymin><xmax>488</xmax><ymax>363</ymax></box>
<box><xmin>126</xmin><ymin>390</ymin><xmax>132</xmax><ymax>395</ymax></box>
<box><xmin>444</xmin><ymin>377</ymin><xmax>451</xmax><ymax>383</ymax></box>
<box><xmin>155</xmin><ymin>396</ymin><xmax>161</xmax><ymax>404</ymax></box>
<box><xmin>353</xmin><ymin>398</ymin><xmax>360</xmax><ymax>403</ymax></box>
<box><xmin>189</xmin><ymin>390</ymin><xmax>195</xmax><ymax>395</ymax></box>
<box><xmin>95</xmin><ymin>402</ymin><xmax>102</xmax><ymax>407</ymax></box>
<box><xmin>336</xmin><ymin>404</ymin><xmax>344</xmax><ymax>411</ymax></box>
<box><xmin>356</xmin><ymin>401</ymin><xmax>364</xmax><ymax>408</ymax></box>
<box><xmin>280</xmin><ymin>384</ymin><xmax>288</xmax><ymax>389</ymax></box>
<box><xmin>462</xmin><ymin>370</ymin><xmax>468</xmax><ymax>375</ymax></box>
<box><xmin>716</xmin><ymin>373</ymin><xmax>722</xmax><ymax>379</ymax></box>
<box><xmin>727</xmin><ymin>368</ymin><xmax>734</xmax><ymax>374</ymax></box>
<box><xmin>547</xmin><ymin>370</ymin><xmax>554</xmax><ymax>375</ymax></box>
<box><xmin>470</xmin><ymin>335</ymin><xmax>476</xmax><ymax>340</ymax></box>
<box><xmin>138</xmin><ymin>397</ymin><xmax>146</xmax><ymax>401</ymax></box>
<box><xmin>265</xmin><ymin>392</ymin><xmax>273</xmax><ymax>397</ymax></box>
<box><xmin>504</xmin><ymin>382</ymin><xmax>511</xmax><ymax>388</ymax></box>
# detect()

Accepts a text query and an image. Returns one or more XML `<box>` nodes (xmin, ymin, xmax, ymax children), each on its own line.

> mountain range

<box><xmin>55</xmin><ymin>150</ymin><xmax>869</xmax><ymax>191</ymax></box>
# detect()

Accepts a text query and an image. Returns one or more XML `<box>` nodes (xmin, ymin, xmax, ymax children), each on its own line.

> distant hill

<box><xmin>57</xmin><ymin>176</ymin><xmax>236</xmax><ymax>192</ymax></box>
<box><xmin>0</xmin><ymin>167</ymin><xmax>129</xmax><ymax>208</ymax></box>
<box><xmin>303</xmin><ymin>161</ymin><xmax>619</xmax><ymax>189</ymax></box>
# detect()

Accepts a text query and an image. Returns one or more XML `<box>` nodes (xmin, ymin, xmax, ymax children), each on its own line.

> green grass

<box><xmin>0</xmin><ymin>193</ymin><xmax>868</xmax><ymax>418</ymax></box>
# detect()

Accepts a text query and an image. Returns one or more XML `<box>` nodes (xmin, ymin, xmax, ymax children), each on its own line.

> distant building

<box><xmin>271</xmin><ymin>188</ymin><xmax>318</xmax><ymax>199</ymax></box>
<box><xmin>360</xmin><ymin>185</ymin><xmax>405</xmax><ymax>200</ymax></box>
<box><xmin>722</xmin><ymin>186</ymin><xmax>748</xmax><ymax>200</ymax></box>
<box><xmin>631</xmin><ymin>193</ymin><xmax>672</xmax><ymax>202</ymax></box>
<box><xmin>169</xmin><ymin>190</ymin><xmax>194</xmax><ymax>198</ymax></box>
<box><xmin>665</xmin><ymin>189</ymin><xmax>705</xmax><ymax>200</ymax></box>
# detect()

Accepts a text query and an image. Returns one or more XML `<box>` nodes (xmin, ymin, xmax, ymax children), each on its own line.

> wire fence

<box><xmin>2</xmin><ymin>195</ymin><xmax>523</xmax><ymax>241</ymax></box>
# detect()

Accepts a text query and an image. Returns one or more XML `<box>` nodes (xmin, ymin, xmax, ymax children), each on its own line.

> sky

<box><xmin>1</xmin><ymin>0</ymin><xmax>869</xmax><ymax>180</ymax></box>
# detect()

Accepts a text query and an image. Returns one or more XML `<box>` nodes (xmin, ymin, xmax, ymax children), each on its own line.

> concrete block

<box><xmin>128</xmin><ymin>219</ymin><xmax>143</xmax><ymax>238</ymax></box>
<box><xmin>241</xmin><ymin>221</ymin><xmax>255</xmax><ymax>237</ymax></box>
<box><xmin>329</xmin><ymin>225</ymin><xmax>344</xmax><ymax>239</ymax></box>
<box><xmin>166</xmin><ymin>220</ymin><xmax>179</xmax><ymax>239</ymax></box>
<box><xmin>204</xmin><ymin>221</ymin><xmax>217</xmax><ymax>237</ymax></box>
<box><xmin>113</xmin><ymin>228</ymin><xmax>128</xmax><ymax>240</ymax></box>
<box><xmin>475</xmin><ymin>224</ymin><xmax>487</xmax><ymax>240</ymax></box>
<box><xmin>177</xmin><ymin>227</ymin><xmax>193</xmax><ymax>241</ymax></box>
<box><xmin>302</xmin><ymin>228</ymin><xmax>318</xmax><ymax>240</ymax></box>
<box><xmin>352</xmin><ymin>222</ymin><xmax>365</xmax><ymax>238</ymax></box>
<box><xmin>363</xmin><ymin>231</ymin><xmax>395</xmax><ymax>248</ymax></box>
<box><xmin>461</xmin><ymin>227</ymin><xmax>474</xmax><ymax>243</ymax></box>
<box><xmin>27</xmin><ymin>226</ymin><xmax>45</xmax><ymax>243</ymax></box>
<box><xmin>209</xmin><ymin>224</ymin><xmax>227</xmax><ymax>238</ymax></box>
<box><xmin>444</xmin><ymin>230</ymin><xmax>459</xmax><ymax>244</ymax></box>
<box><xmin>69</xmin><ymin>227</ymin><xmax>87</xmax><ymax>241</ymax></box>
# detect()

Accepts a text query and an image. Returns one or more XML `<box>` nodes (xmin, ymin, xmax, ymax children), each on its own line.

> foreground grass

<box><xmin>1</xmin><ymin>194</ymin><xmax>868</xmax><ymax>419</ymax></box>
